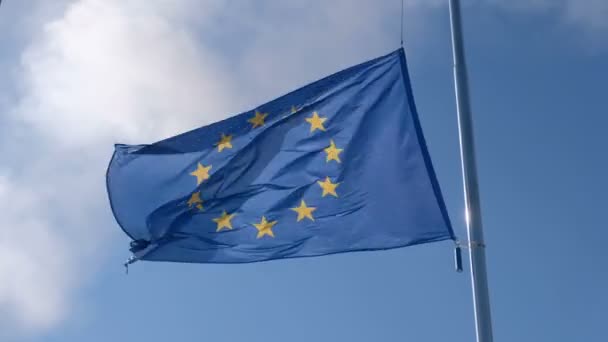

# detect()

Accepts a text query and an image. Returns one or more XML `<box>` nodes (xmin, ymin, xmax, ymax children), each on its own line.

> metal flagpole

<box><xmin>448</xmin><ymin>1</ymin><xmax>494</xmax><ymax>342</ymax></box>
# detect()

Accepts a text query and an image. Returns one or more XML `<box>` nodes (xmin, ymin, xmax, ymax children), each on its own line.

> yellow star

<box><xmin>305</xmin><ymin>112</ymin><xmax>327</xmax><ymax>132</ymax></box>
<box><xmin>284</xmin><ymin>106</ymin><xmax>300</xmax><ymax>118</ymax></box>
<box><xmin>324</xmin><ymin>139</ymin><xmax>343</xmax><ymax>163</ymax></box>
<box><xmin>252</xmin><ymin>216</ymin><xmax>277</xmax><ymax>238</ymax></box>
<box><xmin>317</xmin><ymin>177</ymin><xmax>339</xmax><ymax>197</ymax></box>
<box><xmin>213</xmin><ymin>210</ymin><xmax>235</xmax><ymax>232</ymax></box>
<box><xmin>190</xmin><ymin>163</ymin><xmax>212</xmax><ymax>185</ymax></box>
<box><xmin>187</xmin><ymin>192</ymin><xmax>204</xmax><ymax>211</ymax></box>
<box><xmin>215</xmin><ymin>133</ymin><xmax>233</xmax><ymax>152</ymax></box>
<box><xmin>291</xmin><ymin>200</ymin><xmax>316</xmax><ymax>222</ymax></box>
<box><xmin>248</xmin><ymin>111</ymin><xmax>268</xmax><ymax>128</ymax></box>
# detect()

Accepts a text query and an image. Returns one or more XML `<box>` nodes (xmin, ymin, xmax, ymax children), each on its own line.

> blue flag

<box><xmin>107</xmin><ymin>48</ymin><xmax>454</xmax><ymax>264</ymax></box>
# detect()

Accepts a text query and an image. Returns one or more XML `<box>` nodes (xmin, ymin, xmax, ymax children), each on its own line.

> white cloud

<box><xmin>563</xmin><ymin>0</ymin><xmax>608</xmax><ymax>32</ymax></box>
<box><xmin>15</xmin><ymin>0</ymin><xmax>237</xmax><ymax>146</ymax></box>
<box><xmin>485</xmin><ymin>0</ymin><xmax>608</xmax><ymax>33</ymax></box>
<box><xmin>0</xmin><ymin>174</ymin><xmax>72</xmax><ymax>331</ymax></box>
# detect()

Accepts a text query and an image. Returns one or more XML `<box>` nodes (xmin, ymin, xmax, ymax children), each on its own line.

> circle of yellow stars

<box><xmin>185</xmin><ymin>105</ymin><xmax>343</xmax><ymax>239</ymax></box>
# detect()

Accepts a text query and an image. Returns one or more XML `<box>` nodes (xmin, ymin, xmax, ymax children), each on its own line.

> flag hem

<box><xmin>106</xmin><ymin>146</ymin><xmax>139</xmax><ymax>242</ymax></box>
<box><xmin>134</xmin><ymin>234</ymin><xmax>455</xmax><ymax>264</ymax></box>
<box><xmin>397</xmin><ymin>48</ymin><xmax>456</xmax><ymax>240</ymax></box>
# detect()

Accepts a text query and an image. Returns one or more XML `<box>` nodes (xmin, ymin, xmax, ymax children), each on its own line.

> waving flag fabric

<box><xmin>106</xmin><ymin>48</ymin><xmax>454</xmax><ymax>264</ymax></box>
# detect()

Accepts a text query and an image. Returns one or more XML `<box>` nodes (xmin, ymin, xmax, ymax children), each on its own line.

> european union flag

<box><xmin>107</xmin><ymin>49</ymin><xmax>454</xmax><ymax>264</ymax></box>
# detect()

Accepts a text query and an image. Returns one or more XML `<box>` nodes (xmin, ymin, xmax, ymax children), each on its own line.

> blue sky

<box><xmin>0</xmin><ymin>1</ymin><xmax>606</xmax><ymax>341</ymax></box>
